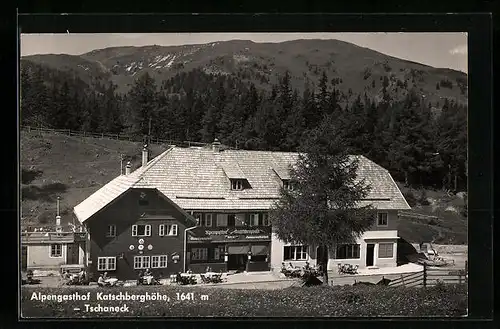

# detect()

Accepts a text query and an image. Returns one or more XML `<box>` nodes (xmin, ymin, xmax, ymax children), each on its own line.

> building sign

<box><xmin>188</xmin><ymin>226</ymin><xmax>271</xmax><ymax>242</ymax></box>
<box><xmin>73</xmin><ymin>232</ymin><xmax>87</xmax><ymax>242</ymax></box>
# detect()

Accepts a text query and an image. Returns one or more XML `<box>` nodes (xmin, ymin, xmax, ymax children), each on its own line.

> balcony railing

<box><xmin>21</xmin><ymin>231</ymin><xmax>87</xmax><ymax>244</ymax></box>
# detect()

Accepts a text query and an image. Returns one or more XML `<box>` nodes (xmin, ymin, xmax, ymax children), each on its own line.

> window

<box><xmin>227</xmin><ymin>214</ymin><xmax>236</xmax><ymax>227</ymax></box>
<box><xmin>159</xmin><ymin>224</ymin><xmax>178</xmax><ymax>236</ymax></box>
<box><xmin>235</xmin><ymin>214</ymin><xmax>245</xmax><ymax>226</ymax></box>
<box><xmin>336</xmin><ymin>244</ymin><xmax>361</xmax><ymax>259</ymax></box>
<box><xmin>106</xmin><ymin>225</ymin><xmax>116</xmax><ymax>237</ymax></box>
<box><xmin>49</xmin><ymin>244</ymin><xmax>62</xmax><ymax>258</ymax></box>
<box><xmin>151</xmin><ymin>255</ymin><xmax>168</xmax><ymax>268</ymax></box>
<box><xmin>166</xmin><ymin>224</ymin><xmax>178</xmax><ymax>236</ymax></box>
<box><xmin>194</xmin><ymin>213</ymin><xmax>202</xmax><ymax>226</ymax></box>
<box><xmin>138</xmin><ymin>192</ymin><xmax>148</xmax><ymax>206</ymax></box>
<box><xmin>133</xmin><ymin>256</ymin><xmax>150</xmax><ymax>269</ymax></box>
<box><xmin>97</xmin><ymin>257</ymin><xmax>116</xmax><ymax>271</ymax></box>
<box><xmin>283</xmin><ymin>180</ymin><xmax>295</xmax><ymax>191</ymax></box>
<box><xmin>377</xmin><ymin>213</ymin><xmax>388</xmax><ymax>226</ymax></box>
<box><xmin>378</xmin><ymin>243</ymin><xmax>394</xmax><ymax>258</ymax></box>
<box><xmin>231</xmin><ymin>179</ymin><xmax>244</xmax><ymax>190</ymax></box>
<box><xmin>213</xmin><ymin>245</ymin><xmax>225</xmax><ymax>261</ymax></box>
<box><xmin>191</xmin><ymin>248</ymin><xmax>208</xmax><ymax>261</ymax></box>
<box><xmin>216</xmin><ymin>214</ymin><xmax>228</xmax><ymax>227</ymax></box>
<box><xmin>132</xmin><ymin>224</ymin><xmax>151</xmax><ymax>237</ymax></box>
<box><xmin>283</xmin><ymin>245</ymin><xmax>308</xmax><ymax>261</ymax></box>
<box><xmin>262</xmin><ymin>213</ymin><xmax>270</xmax><ymax>226</ymax></box>
<box><xmin>203</xmin><ymin>214</ymin><xmax>213</xmax><ymax>227</ymax></box>
<box><xmin>250</xmin><ymin>213</ymin><xmax>259</xmax><ymax>226</ymax></box>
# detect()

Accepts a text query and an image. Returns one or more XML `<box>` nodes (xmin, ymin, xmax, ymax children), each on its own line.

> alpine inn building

<box><xmin>73</xmin><ymin>140</ymin><xmax>410</xmax><ymax>280</ymax></box>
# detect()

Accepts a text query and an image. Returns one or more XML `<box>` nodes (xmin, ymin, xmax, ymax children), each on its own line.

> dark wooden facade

<box><xmin>85</xmin><ymin>188</ymin><xmax>196</xmax><ymax>281</ymax></box>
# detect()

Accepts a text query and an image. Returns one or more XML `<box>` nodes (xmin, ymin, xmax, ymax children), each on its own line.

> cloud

<box><xmin>449</xmin><ymin>44</ymin><xmax>467</xmax><ymax>55</ymax></box>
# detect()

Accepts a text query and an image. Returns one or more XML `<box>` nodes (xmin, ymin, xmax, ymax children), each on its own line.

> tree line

<box><xmin>20</xmin><ymin>61</ymin><xmax>467</xmax><ymax>191</ymax></box>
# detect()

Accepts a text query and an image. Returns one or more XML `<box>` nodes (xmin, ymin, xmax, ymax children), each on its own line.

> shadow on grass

<box><xmin>21</xmin><ymin>183</ymin><xmax>68</xmax><ymax>202</ymax></box>
<box><xmin>21</xmin><ymin>168</ymin><xmax>44</xmax><ymax>185</ymax></box>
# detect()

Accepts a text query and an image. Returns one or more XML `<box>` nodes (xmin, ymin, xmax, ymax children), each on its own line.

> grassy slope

<box><xmin>395</xmin><ymin>184</ymin><xmax>468</xmax><ymax>244</ymax></box>
<box><xmin>20</xmin><ymin>131</ymin><xmax>168</xmax><ymax>226</ymax></box>
<box><xmin>20</xmin><ymin>131</ymin><xmax>467</xmax><ymax>244</ymax></box>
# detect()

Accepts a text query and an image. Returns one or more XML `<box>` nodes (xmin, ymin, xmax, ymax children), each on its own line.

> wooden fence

<box><xmin>20</xmin><ymin>125</ymin><xmax>223</xmax><ymax>149</ymax></box>
<box><xmin>388</xmin><ymin>264</ymin><xmax>467</xmax><ymax>288</ymax></box>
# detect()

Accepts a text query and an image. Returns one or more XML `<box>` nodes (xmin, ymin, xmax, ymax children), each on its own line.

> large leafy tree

<box><xmin>270</xmin><ymin>114</ymin><xmax>374</xmax><ymax>285</ymax></box>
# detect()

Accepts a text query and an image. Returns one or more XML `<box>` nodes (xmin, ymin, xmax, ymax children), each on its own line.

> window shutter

<box><xmin>132</xmin><ymin>225</ymin><xmax>137</xmax><ymax>236</ymax></box>
<box><xmin>145</xmin><ymin>225</ymin><xmax>151</xmax><ymax>236</ymax></box>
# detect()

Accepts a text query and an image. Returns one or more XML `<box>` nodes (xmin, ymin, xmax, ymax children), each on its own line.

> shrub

<box><xmin>403</xmin><ymin>191</ymin><xmax>417</xmax><ymax>207</ymax></box>
<box><xmin>419</xmin><ymin>190</ymin><xmax>431</xmax><ymax>206</ymax></box>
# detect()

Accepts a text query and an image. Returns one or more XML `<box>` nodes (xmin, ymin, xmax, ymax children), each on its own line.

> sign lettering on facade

<box><xmin>189</xmin><ymin>227</ymin><xmax>271</xmax><ymax>242</ymax></box>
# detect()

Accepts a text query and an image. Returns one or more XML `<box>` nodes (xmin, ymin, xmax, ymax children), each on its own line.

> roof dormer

<box><xmin>230</xmin><ymin>179</ymin><xmax>245</xmax><ymax>191</ymax></box>
<box><xmin>282</xmin><ymin>179</ymin><xmax>295</xmax><ymax>191</ymax></box>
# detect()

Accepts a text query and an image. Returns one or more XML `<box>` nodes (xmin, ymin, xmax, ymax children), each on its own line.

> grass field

<box><xmin>21</xmin><ymin>284</ymin><xmax>467</xmax><ymax>318</ymax></box>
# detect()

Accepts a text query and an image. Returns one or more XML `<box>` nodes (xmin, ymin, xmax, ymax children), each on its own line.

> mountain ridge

<box><xmin>21</xmin><ymin>39</ymin><xmax>468</xmax><ymax>105</ymax></box>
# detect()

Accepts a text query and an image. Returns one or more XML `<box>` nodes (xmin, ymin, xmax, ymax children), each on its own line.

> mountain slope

<box><xmin>22</xmin><ymin>39</ymin><xmax>468</xmax><ymax>105</ymax></box>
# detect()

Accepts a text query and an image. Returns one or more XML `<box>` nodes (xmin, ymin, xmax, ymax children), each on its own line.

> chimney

<box><xmin>212</xmin><ymin>138</ymin><xmax>221</xmax><ymax>153</ymax></box>
<box><xmin>125</xmin><ymin>161</ymin><xmax>131</xmax><ymax>175</ymax></box>
<box><xmin>142</xmin><ymin>144</ymin><xmax>149</xmax><ymax>167</ymax></box>
<box><xmin>55</xmin><ymin>196</ymin><xmax>61</xmax><ymax>229</ymax></box>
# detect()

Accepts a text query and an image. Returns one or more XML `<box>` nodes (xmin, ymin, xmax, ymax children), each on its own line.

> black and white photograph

<box><xmin>19</xmin><ymin>30</ymin><xmax>468</xmax><ymax>318</ymax></box>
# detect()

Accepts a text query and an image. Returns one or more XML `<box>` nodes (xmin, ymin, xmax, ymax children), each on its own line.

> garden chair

<box><xmin>200</xmin><ymin>274</ymin><xmax>210</xmax><ymax>284</ymax></box>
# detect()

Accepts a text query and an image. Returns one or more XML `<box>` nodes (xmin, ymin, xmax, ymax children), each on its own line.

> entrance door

<box><xmin>21</xmin><ymin>246</ymin><xmax>27</xmax><ymax>271</ymax></box>
<box><xmin>227</xmin><ymin>254</ymin><xmax>247</xmax><ymax>271</ymax></box>
<box><xmin>66</xmin><ymin>243</ymin><xmax>79</xmax><ymax>265</ymax></box>
<box><xmin>366</xmin><ymin>244</ymin><xmax>375</xmax><ymax>267</ymax></box>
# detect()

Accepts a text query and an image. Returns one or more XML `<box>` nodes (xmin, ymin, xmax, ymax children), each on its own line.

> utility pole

<box><xmin>120</xmin><ymin>154</ymin><xmax>124</xmax><ymax>175</ymax></box>
<box><xmin>148</xmin><ymin>117</ymin><xmax>152</xmax><ymax>146</ymax></box>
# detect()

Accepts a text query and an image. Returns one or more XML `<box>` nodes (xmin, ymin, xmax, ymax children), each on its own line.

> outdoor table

<box><xmin>105</xmin><ymin>278</ymin><xmax>118</xmax><ymax>286</ymax></box>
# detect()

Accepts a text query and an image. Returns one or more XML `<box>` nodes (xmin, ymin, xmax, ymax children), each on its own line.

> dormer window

<box><xmin>283</xmin><ymin>180</ymin><xmax>295</xmax><ymax>191</ymax></box>
<box><xmin>231</xmin><ymin>179</ymin><xmax>244</xmax><ymax>191</ymax></box>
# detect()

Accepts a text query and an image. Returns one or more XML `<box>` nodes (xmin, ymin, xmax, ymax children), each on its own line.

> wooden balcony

<box><xmin>21</xmin><ymin>231</ymin><xmax>87</xmax><ymax>244</ymax></box>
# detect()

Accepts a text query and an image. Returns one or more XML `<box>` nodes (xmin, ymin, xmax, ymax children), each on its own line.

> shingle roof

<box><xmin>74</xmin><ymin>146</ymin><xmax>410</xmax><ymax>223</ymax></box>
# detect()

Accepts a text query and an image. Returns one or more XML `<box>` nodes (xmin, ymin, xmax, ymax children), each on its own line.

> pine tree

<box><xmin>270</xmin><ymin>114</ymin><xmax>374</xmax><ymax>285</ymax></box>
<box><xmin>126</xmin><ymin>72</ymin><xmax>159</xmax><ymax>138</ymax></box>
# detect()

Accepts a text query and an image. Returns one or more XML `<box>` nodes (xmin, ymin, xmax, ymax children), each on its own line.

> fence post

<box><xmin>101</xmin><ymin>133</ymin><xmax>104</xmax><ymax>139</ymax></box>
<box><xmin>27</xmin><ymin>126</ymin><xmax>31</xmax><ymax>133</ymax></box>
<box><xmin>423</xmin><ymin>263</ymin><xmax>427</xmax><ymax>287</ymax></box>
<box><xmin>458</xmin><ymin>274</ymin><xmax>462</xmax><ymax>284</ymax></box>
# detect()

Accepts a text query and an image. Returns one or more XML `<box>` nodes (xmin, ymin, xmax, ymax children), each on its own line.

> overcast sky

<box><xmin>20</xmin><ymin>32</ymin><xmax>468</xmax><ymax>73</ymax></box>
